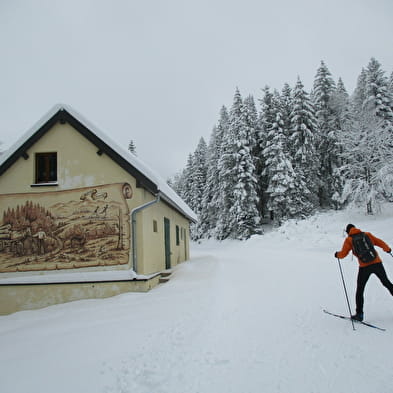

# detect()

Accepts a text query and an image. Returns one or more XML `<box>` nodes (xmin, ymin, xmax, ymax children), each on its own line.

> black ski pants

<box><xmin>356</xmin><ymin>262</ymin><xmax>393</xmax><ymax>314</ymax></box>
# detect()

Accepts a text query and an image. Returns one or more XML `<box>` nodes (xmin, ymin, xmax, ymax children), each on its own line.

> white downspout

<box><xmin>130</xmin><ymin>195</ymin><xmax>160</xmax><ymax>273</ymax></box>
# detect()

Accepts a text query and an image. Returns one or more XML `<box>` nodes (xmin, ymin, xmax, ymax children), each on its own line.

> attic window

<box><xmin>35</xmin><ymin>152</ymin><xmax>57</xmax><ymax>184</ymax></box>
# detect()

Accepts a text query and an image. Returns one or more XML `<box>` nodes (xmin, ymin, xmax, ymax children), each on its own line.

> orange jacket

<box><xmin>336</xmin><ymin>227</ymin><xmax>391</xmax><ymax>267</ymax></box>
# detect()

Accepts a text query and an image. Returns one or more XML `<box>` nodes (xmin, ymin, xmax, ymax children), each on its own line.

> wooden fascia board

<box><xmin>0</xmin><ymin>116</ymin><xmax>58</xmax><ymax>176</ymax></box>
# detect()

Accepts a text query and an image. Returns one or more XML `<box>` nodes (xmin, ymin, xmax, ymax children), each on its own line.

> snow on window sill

<box><xmin>30</xmin><ymin>182</ymin><xmax>59</xmax><ymax>187</ymax></box>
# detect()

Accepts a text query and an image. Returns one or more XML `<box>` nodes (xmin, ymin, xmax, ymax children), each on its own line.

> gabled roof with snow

<box><xmin>0</xmin><ymin>104</ymin><xmax>197</xmax><ymax>223</ymax></box>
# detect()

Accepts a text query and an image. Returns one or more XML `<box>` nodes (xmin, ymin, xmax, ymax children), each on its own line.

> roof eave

<box><xmin>158</xmin><ymin>191</ymin><xmax>198</xmax><ymax>223</ymax></box>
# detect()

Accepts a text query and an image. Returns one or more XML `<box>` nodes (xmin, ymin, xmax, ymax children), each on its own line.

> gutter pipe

<box><xmin>130</xmin><ymin>195</ymin><xmax>160</xmax><ymax>273</ymax></box>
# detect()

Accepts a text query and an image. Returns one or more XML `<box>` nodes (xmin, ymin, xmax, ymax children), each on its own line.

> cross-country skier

<box><xmin>334</xmin><ymin>224</ymin><xmax>393</xmax><ymax>321</ymax></box>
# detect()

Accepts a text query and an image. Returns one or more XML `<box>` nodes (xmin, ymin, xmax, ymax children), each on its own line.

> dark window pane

<box><xmin>35</xmin><ymin>153</ymin><xmax>57</xmax><ymax>183</ymax></box>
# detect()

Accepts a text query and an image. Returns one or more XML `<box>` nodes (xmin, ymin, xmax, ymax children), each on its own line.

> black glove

<box><xmin>334</xmin><ymin>252</ymin><xmax>338</xmax><ymax>258</ymax></box>
<box><xmin>386</xmin><ymin>249</ymin><xmax>392</xmax><ymax>253</ymax></box>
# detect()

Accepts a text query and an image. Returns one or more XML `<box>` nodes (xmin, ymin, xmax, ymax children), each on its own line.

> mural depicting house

<box><xmin>0</xmin><ymin>104</ymin><xmax>197</xmax><ymax>314</ymax></box>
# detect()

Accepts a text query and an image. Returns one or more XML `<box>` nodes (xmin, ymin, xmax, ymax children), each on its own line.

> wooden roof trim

<box><xmin>0</xmin><ymin>115</ymin><xmax>58</xmax><ymax>176</ymax></box>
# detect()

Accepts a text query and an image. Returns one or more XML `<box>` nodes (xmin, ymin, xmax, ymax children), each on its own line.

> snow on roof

<box><xmin>0</xmin><ymin>104</ymin><xmax>197</xmax><ymax>223</ymax></box>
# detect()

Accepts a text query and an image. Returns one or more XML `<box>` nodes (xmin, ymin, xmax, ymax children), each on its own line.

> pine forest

<box><xmin>171</xmin><ymin>58</ymin><xmax>393</xmax><ymax>240</ymax></box>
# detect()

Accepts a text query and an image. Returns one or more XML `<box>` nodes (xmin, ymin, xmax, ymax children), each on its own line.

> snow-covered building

<box><xmin>0</xmin><ymin>104</ymin><xmax>197</xmax><ymax>314</ymax></box>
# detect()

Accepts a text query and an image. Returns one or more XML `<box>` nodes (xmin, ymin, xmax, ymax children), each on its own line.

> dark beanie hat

<box><xmin>346</xmin><ymin>224</ymin><xmax>355</xmax><ymax>234</ymax></box>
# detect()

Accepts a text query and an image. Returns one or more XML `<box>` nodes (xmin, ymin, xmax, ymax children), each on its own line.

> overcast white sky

<box><xmin>1</xmin><ymin>0</ymin><xmax>392</xmax><ymax>179</ymax></box>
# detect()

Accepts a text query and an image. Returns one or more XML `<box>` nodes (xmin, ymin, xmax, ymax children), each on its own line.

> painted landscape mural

<box><xmin>0</xmin><ymin>183</ymin><xmax>132</xmax><ymax>273</ymax></box>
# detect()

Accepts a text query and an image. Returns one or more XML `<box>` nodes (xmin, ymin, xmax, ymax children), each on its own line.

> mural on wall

<box><xmin>0</xmin><ymin>183</ymin><xmax>133</xmax><ymax>273</ymax></box>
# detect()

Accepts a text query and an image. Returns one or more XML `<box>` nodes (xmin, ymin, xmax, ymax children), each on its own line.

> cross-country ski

<box><xmin>323</xmin><ymin>309</ymin><xmax>386</xmax><ymax>331</ymax></box>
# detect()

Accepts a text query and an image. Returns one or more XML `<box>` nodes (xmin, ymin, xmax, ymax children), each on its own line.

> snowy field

<box><xmin>1</xmin><ymin>205</ymin><xmax>393</xmax><ymax>393</ymax></box>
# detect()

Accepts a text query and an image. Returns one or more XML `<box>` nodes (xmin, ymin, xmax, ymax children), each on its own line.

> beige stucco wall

<box><xmin>0</xmin><ymin>121</ymin><xmax>192</xmax><ymax>313</ymax></box>
<box><xmin>0</xmin><ymin>276</ymin><xmax>161</xmax><ymax>315</ymax></box>
<box><xmin>135</xmin><ymin>200</ymin><xmax>190</xmax><ymax>275</ymax></box>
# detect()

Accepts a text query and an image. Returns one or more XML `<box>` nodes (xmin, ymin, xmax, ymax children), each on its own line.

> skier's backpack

<box><xmin>350</xmin><ymin>232</ymin><xmax>377</xmax><ymax>263</ymax></box>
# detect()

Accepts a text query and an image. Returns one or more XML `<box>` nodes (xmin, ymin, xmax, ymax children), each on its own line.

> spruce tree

<box><xmin>329</xmin><ymin>78</ymin><xmax>350</xmax><ymax>208</ymax></box>
<box><xmin>280</xmin><ymin>83</ymin><xmax>293</xmax><ymax>145</ymax></box>
<box><xmin>339</xmin><ymin>111</ymin><xmax>393</xmax><ymax>214</ymax></box>
<box><xmin>262</xmin><ymin>91</ymin><xmax>297</xmax><ymax>225</ymax></box>
<box><xmin>389</xmin><ymin>71</ymin><xmax>393</xmax><ymax>96</ymax></box>
<box><xmin>257</xmin><ymin>86</ymin><xmax>276</xmax><ymax>218</ymax></box>
<box><xmin>230</xmin><ymin>91</ymin><xmax>261</xmax><ymax>239</ymax></box>
<box><xmin>128</xmin><ymin>140</ymin><xmax>137</xmax><ymax>155</ymax></box>
<box><xmin>331</xmin><ymin>78</ymin><xmax>351</xmax><ymax>131</ymax></box>
<box><xmin>190</xmin><ymin>138</ymin><xmax>208</xmax><ymax>239</ymax></box>
<box><xmin>216</xmin><ymin>92</ymin><xmax>241</xmax><ymax>240</ymax></box>
<box><xmin>169</xmin><ymin>171</ymin><xmax>184</xmax><ymax>195</ymax></box>
<box><xmin>200</xmin><ymin>106</ymin><xmax>229</xmax><ymax>238</ymax></box>
<box><xmin>217</xmin><ymin>88</ymin><xmax>260</xmax><ymax>239</ymax></box>
<box><xmin>244</xmin><ymin>95</ymin><xmax>259</xmax><ymax>159</ymax></box>
<box><xmin>181</xmin><ymin>154</ymin><xmax>195</xmax><ymax>211</ymax></box>
<box><xmin>340</xmin><ymin>58</ymin><xmax>393</xmax><ymax>213</ymax></box>
<box><xmin>364</xmin><ymin>58</ymin><xmax>393</xmax><ymax>126</ymax></box>
<box><xmin>352</xmin><ymin>68</ymin><xmax>368</xmax><ymax>115</ymax></box>
<box><xmin>243</xmin><ymin>94</ymin><xmax>261</xmax><ymax>216</ymax></box>
<box><xmin>312</xmin><ymin>61</ymin><xmax>339</xmax><ymax>207</ymax></box>
<box><xmin>289</xmin><ymin>77</ymin><xmax>319</xmax><ymax>214</ymax></box>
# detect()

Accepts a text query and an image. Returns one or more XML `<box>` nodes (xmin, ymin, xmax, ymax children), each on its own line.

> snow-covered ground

<box><xmin>1</xmin><ymin>205</ymin><xmax>393</xmax><ymax>393</ymax></box>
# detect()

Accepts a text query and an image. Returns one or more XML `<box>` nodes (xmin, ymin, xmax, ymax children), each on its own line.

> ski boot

<box><xmin>351</xmin><ymin>313</ymin><xmax>364</xmax><ymax>322</ymax></box>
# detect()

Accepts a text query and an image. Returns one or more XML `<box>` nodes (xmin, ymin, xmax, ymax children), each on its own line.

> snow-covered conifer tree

<box><xmin>200</xmin><ymin>106</ymin><xmax>229</xmax><ymax>238</ymax></box>
<box><xmin>329</xmin><ymin>78</ymin><xmax>351</xmax><ymax>208</ymax></box>
<box><xmin>128</xmin><ymin>140</ymin><xmax>137</xmax><ymax>155</ymax></box>
<box><xmin>280</xmin><ymin>83</ymin><xmax>293</xmax><ymax>145</ymax></box>
<box><xmin>216</xmin><ymin>88</ymin><xmax>260</xmax><ymax>239</ymax></box>
<box><xmin>339</xmin><ymin>59</ymin><xmax>393</xmax><ymax>213</ymax></box>
<box><xmin>331</xmin><ymin>78</ymin><xmax>351</xmax><ymax>130</ymax></box>
<box><xmin>289</xmin><ymin>77</ymin><xmax>319</xmax><ymax>214</ymax></box>
<box><xmin>262</xmin><ymin>91</ymin><xmax>297</xmax><ymax>225</ymax></box>
<box><xmin>168</xmin><ymin>171</ymin><xmax>180</xmax><ymax>190</ymax></box>
<box><xmin>179</xmin><ymin>154</ymin><xmax>195</xmax><ymax>210</ymax></box>
<box><xmin>352</xmin><ymin>68</ymin><xmax>368</xmax><ymax>115</ymax></box>
<box><xmin>230</xmin><ymin>92</ymin><xmax>261</xmax><ymax>238</ymax></box>
<box><xmin>189</xmin><ymin>138</ymin><xmax>208</xmax><ymax>239</ymax></box>
<box><xmin>363</xmin><ymin>58</ymin><xmax>393</xmax><ymax>127</ymax></box>
<box><xmin>257</xmin><ymin>86</ymin><xmax>276</xmax><ymax>217</ymax></box>
<box><xmin>244</xmin><ymin>95</ymin><xmax>259</xmax><ymax>157</ymax></box>
<box><xmin>216</xmin><ymin>92</ymin><xmax>241</xmax><ymax>240</ymax></box>
<box><xmin>389</xmin><ymin>71</ymin><xmax>393</xmax><ymax>97</ymax></box>
<box><xmin>243</xmin><ymin>94</ymin><xmax>261</xmax><ymax>215</ymax></box>
<box><xmin>312</xmin><ymin>61</ymin><xmax>341</xmax><ymax>207</ymax></box>
<box><xmin>339</xmin><ymin>111</ymin><xmax>393</xmax><ymax>213</ymax></box>
<box><xmin>259</xmin><ymin>86</ymin><xmax>276</xmax><ymax>138</ymax></box>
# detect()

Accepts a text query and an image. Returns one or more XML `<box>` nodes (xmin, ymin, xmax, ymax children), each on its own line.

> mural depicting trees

<box><xmin>2</xmin><ymin>201</ymin><xmax>56</xmax><ymax>234</ymax></box>
<box><xmin>0</xmin><ymin>184</ymin><xmax>131</xmax><ymax>272</ymax></box>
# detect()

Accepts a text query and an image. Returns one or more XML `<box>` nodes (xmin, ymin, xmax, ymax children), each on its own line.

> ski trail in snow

<box><xmin>102</xmin><ymin>243</ymin><xmax>341</xmax><ymax>393</ymax></box>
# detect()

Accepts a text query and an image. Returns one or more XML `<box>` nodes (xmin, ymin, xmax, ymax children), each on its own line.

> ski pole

<box><xmin>336</xmin><ymin>257</ymin><xmax>355</xmax><ymax>331</ymax></box>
